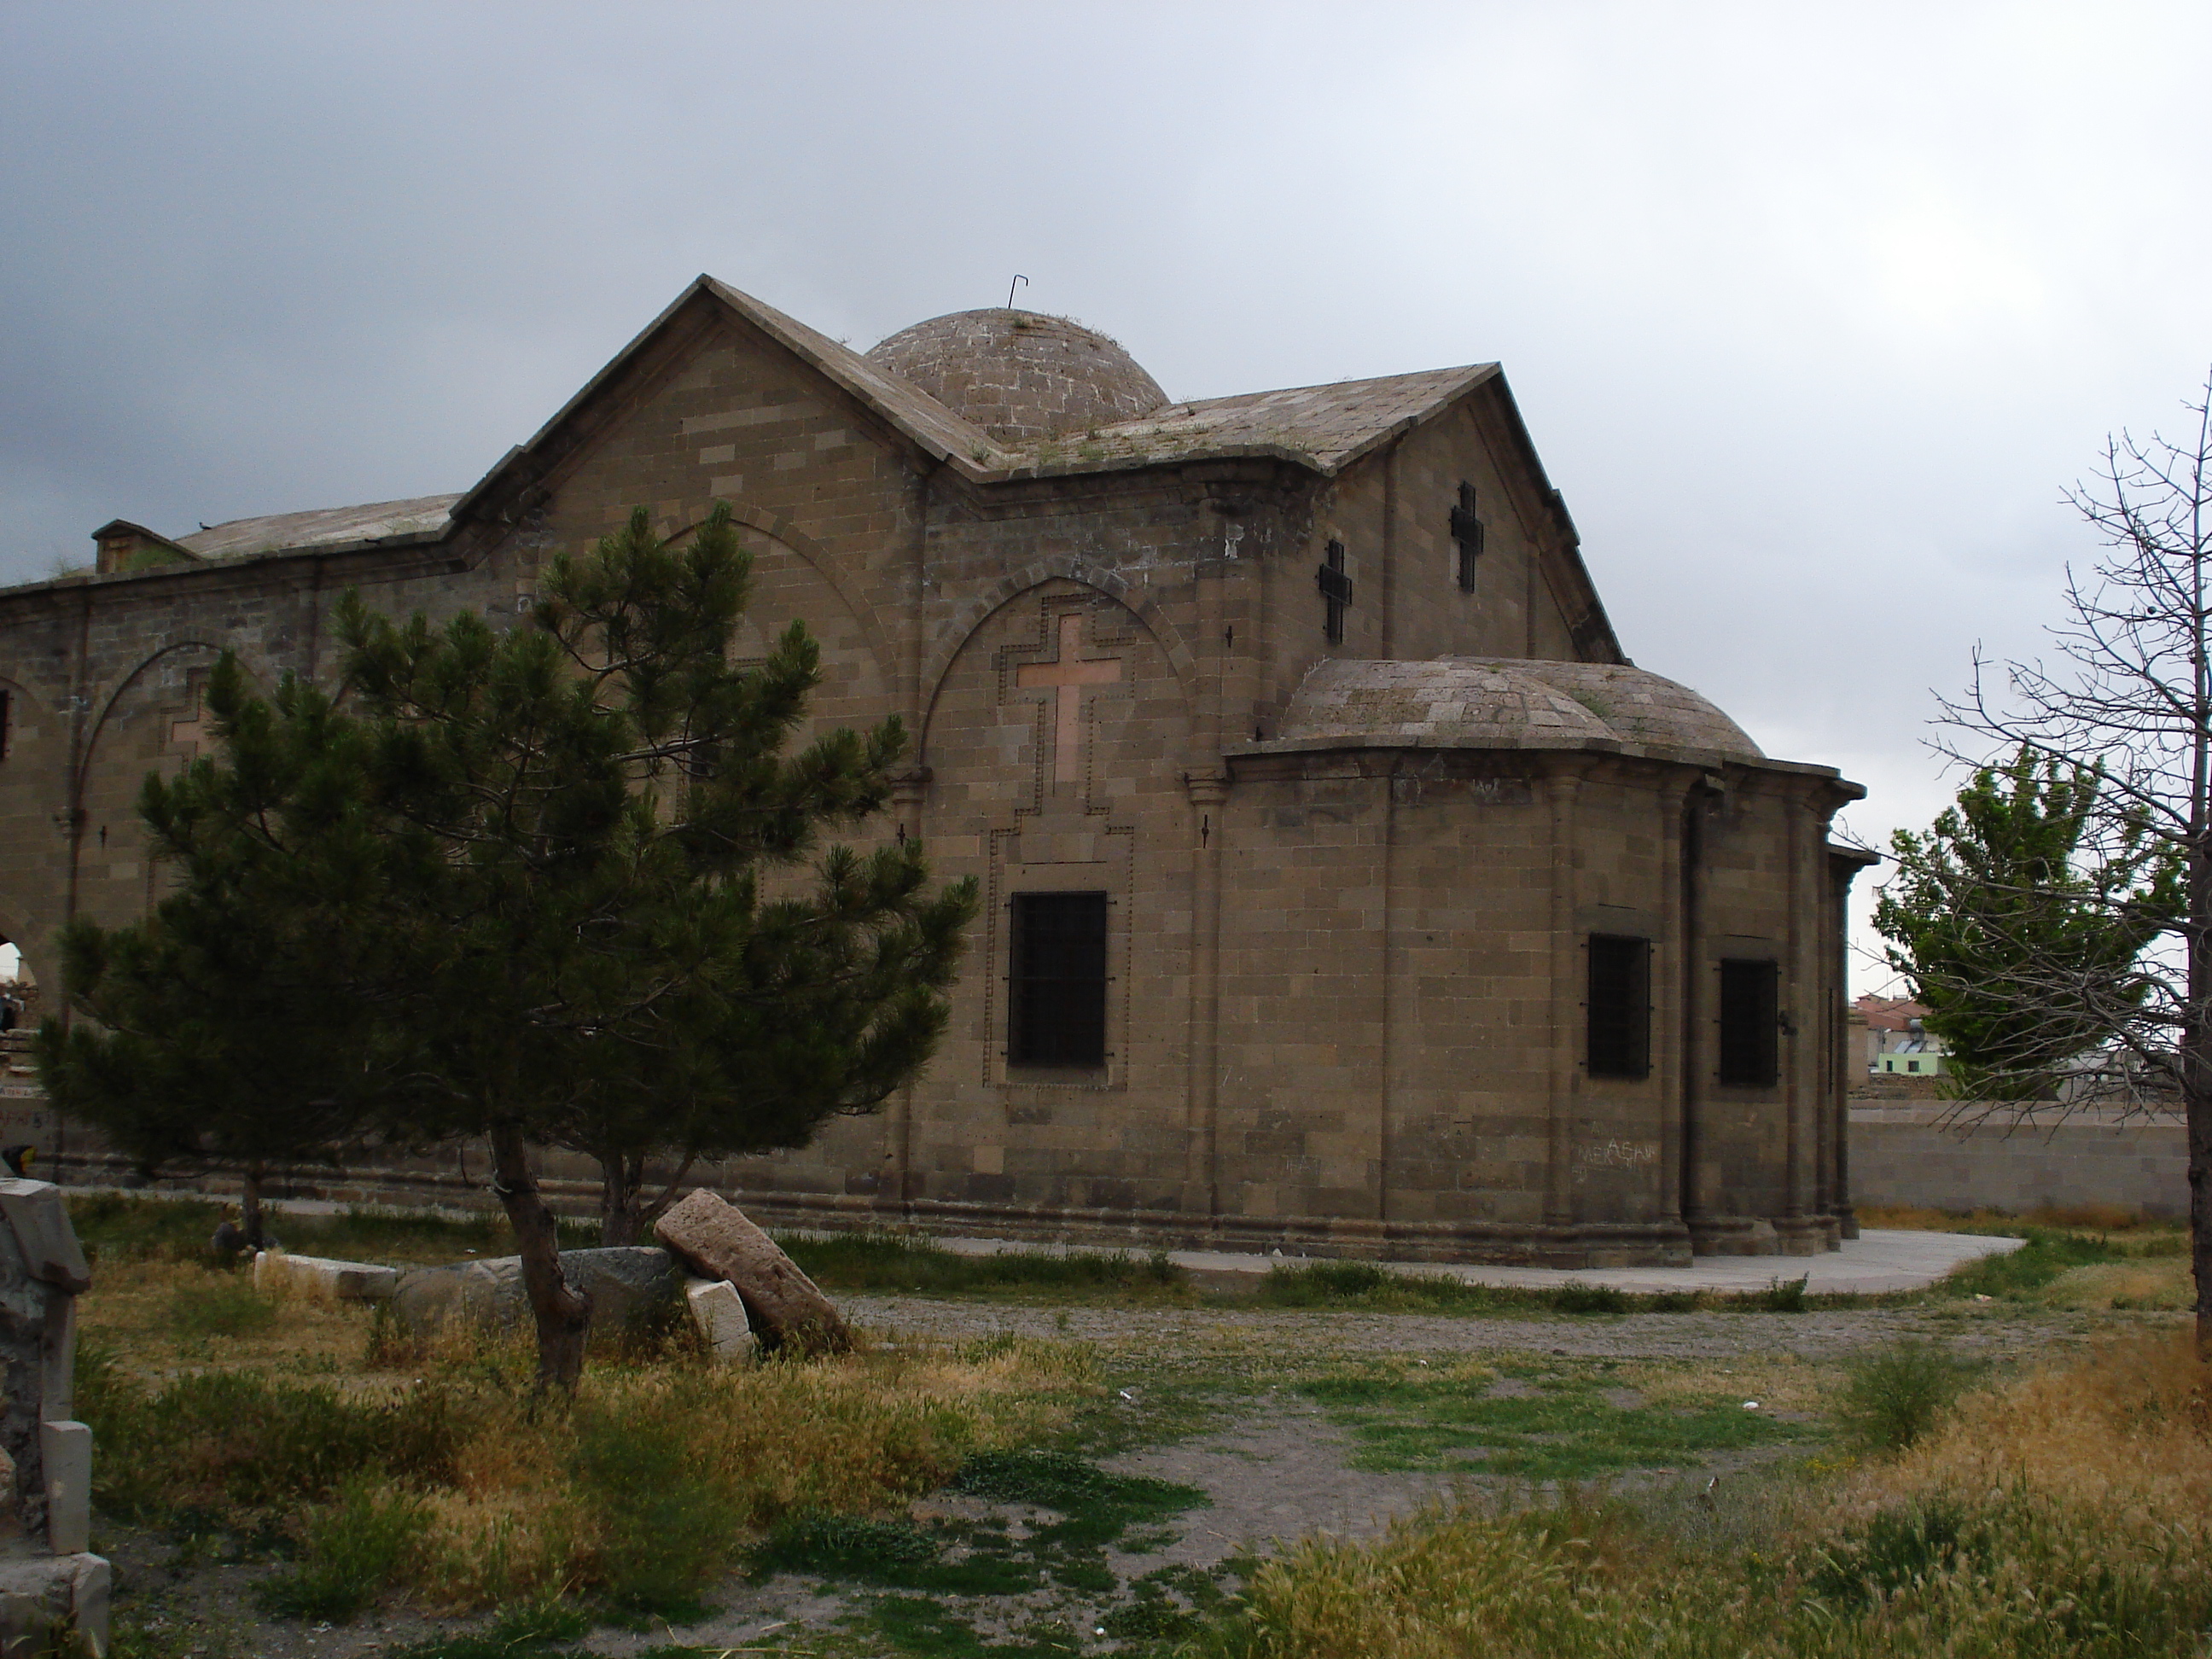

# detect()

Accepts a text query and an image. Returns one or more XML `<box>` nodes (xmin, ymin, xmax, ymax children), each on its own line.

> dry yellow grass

<box><xmin>84</xmin><ymin>1278</ymin><xmax>1098</xmax><ymax>1614</ymax></box>
<box><xmin>1844</xmin><ymin>1330</ymin><xmax>2212</xmax><ymax>1531</ymax></box>
<box><xmin>1617</xmin><ymin>1350</ymin><xmax>1831</xmax><ymax>1416</ymax></box>
<box><xmin>2038</xmin><ymin>1257</ymin><xmax>2194</xmax><ymax>1311</ymax></box>
<box><xmin>1197</xmin><ymin>1336</ymin><xmax>2212</xmax><ymax>1657</ymax></box>
<box><xmin>1855</xmin><ymin>1200</ymin><xmax>2180</xmax><ymax>1235</ymax></box>
<box><xmin>408</xmin><ymin>1336</ymin><xmax>1095</xmax><ymax>1608</ymax></box>
<box><xmin>79</xmin><ymin>1257</ymin><xmax>372</xmax><ymax>1377</ymax></box>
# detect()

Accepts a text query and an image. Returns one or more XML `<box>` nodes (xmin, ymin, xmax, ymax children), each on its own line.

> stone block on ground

<box><xmin>252</xmin><ymin>1250</ymin><xmax>399</xmax><ymax>1303</ymax></box>
<box><xmin>388</xmin><ymin>1245</ymin><xmax>681</xmax><ymax>1339</ymax></box>
<box><xmin>0</xmin><ymin>1550</ymin><xmax>108</xmax><ymax>1657</ymax></box>
<box><xmin>654</xmin><ymin>1190</ymin><xmax>849</xmax><ymax>1353</ymax></box>
<box><xmin>38</xmin><ymin>1422</ymin><xmax>88</xmax><ymax>1556</ymax></box>
<box><xmin>683</xmin><ymin>1276</ymin><xmax>760</xmax><ymax>1365</ymax></box>
<box><xmin>0</xmin><ymin>1182</ymin><xmax>90</xmax><ymax>1295</ymax></box>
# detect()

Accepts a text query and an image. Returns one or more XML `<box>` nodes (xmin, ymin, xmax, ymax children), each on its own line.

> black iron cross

<box><xmin>1450</xmin><ymin>481</ymin><xmax>1485</xmax><ymax>592</ymax></box>
<box><xmin>1317</xmin><ymin>538</ymin><xmax>1352</xmax><ymax>643</ymax></box>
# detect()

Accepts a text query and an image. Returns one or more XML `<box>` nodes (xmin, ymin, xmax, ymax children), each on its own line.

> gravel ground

<box><xmin>844</xmin><ymin>1292</ymin><xmax>2101</xmax><ymax>1365</ymax></box>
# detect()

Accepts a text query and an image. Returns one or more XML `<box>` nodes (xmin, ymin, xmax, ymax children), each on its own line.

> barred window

<box><xmin>1008</xmin><ymin>892</ymin><xmax>1109</xmax><ymax>1068</ymax></box>
<box><xmin>1717</xmin><ymin>958</ymin><xmax>1780</xmax><ymax>1087</ymax></box>
<box><xmin>1586</xmin><ymin>935</ymin><xmax>1650</xmax><ymax>1079</ymax></box>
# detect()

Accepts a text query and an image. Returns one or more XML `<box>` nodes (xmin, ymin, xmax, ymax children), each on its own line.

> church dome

<box><xmin>1276</xmin><ymin>659</ymin><xmax>1763</xmax><ymax>760</ymax></box>
<box><xmin>865</xmin><ymin>310</ymin><xmax>1169</xmax><ymax>443</ymax></box>
<box><xmin>1501</xmin><ymin>661</ymin><xmax>1762</xmax><ymax>758</ymax></box>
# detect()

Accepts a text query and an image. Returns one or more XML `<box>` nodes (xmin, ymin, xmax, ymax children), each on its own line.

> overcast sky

<box><xmin>6</xmin><ymin>1</ymin><xmax>2210</xmax><ymax>990</ymax></box>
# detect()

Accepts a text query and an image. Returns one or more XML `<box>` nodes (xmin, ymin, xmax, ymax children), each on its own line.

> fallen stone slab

<box><xmin>388</xmin><ymin>1245</ymin><xmax>682</xmax><ymax>1339</ymax></box>
<box><xmin>655</xmin><ymin>1190</ymin><xmax>850</xmax><ymax>1353</ymax></box>
<box><xmin>684</xmin><ymin>1276</ymin><xmax>760</xmax><ymax>1365</ymax></box>
<box><xmin>253</xmin><ymin>1250</ymin><xmax>399</xmax><ymax>1304</ymax></box>
<box><xmin>0</xmin><ymin>1551</ymin><xmax>109</xmax><ymax>1657</ymax></box>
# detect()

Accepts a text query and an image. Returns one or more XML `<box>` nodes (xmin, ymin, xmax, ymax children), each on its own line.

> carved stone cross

<box><xmin>167</xmin><ymin>689</ymin><xmax>212</xmax><ymax>759</ymax></box>
<box><xmin>1451</xmin><ymin>480</ymin><xmax>1485</xmax><ymax>592</ymax></box>
<box><xmin>1016</xmin><ymin>614</ymin><xmax>1123</xmax><ymax>785</ymax></box>
<box><xmin>1317</xmin><ymin>539</ymin><xmax>1352</xmax><ymax>643</ymax></box>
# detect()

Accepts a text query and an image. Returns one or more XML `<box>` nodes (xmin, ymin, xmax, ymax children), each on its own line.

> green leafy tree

<box><xmin>1903</xmin><ymin>370</ymin><xmax>2212</xmax><ymax>1351</ymax></box>
<box><xmin>1875</xmin><ymin>748</ymin><xmax>2180</xmax><ymax>1099</ymax></box>
<box><xmin>42</xmin><ymin>504</ymin><xmax>975</xmax><ymax>1385</ymax></box>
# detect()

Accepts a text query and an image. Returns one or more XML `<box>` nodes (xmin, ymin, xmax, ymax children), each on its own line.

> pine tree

<box><xmin>37</xmin><ymin>664</ymin><xmax>414</xmax><ymax>1245</ymax></box>
<box><xmin>42</xmin><ymin>504</ymin><xmax>976</xmax><ymax>1385</ymax></box>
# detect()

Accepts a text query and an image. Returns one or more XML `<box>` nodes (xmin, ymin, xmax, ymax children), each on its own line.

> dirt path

<box><xmin>1101</xmin><ymin>1401</ymin><xmax>1459</xmax><ymax>1567</ymax></box>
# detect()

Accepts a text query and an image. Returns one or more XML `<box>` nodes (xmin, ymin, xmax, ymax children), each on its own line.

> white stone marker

<box><xmin>683</xmin><ymin>1277</ymin><xmax>761</xmax><ymax>1365</ymax></box>
<box><xmin>0</xmin><ymin>1178</ymin><xmax>108</xmax><ymax>1656</ymax></box>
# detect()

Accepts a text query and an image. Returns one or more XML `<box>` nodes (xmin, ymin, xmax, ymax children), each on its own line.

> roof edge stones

<box><xmin>451</xmin><ymin>279</ymin><xmax>1516</xmax><ymax>529</ymax></box>
<box><xmin>1254</xmin><ymin>657</ymin><xmax>1781</xmax><ymax>768</ymax></box>
<box><xmin>38</xmin><ymin>279</ymin><xmax>1557</xmax><ymax>573</ymax></box>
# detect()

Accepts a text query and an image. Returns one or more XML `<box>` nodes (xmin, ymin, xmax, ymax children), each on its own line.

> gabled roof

<box><xmin>103</xmin><ymin>278</ymin><xmax>1544</xmax><ymax>562</ymax></box>
<box><xmin>175</xmin><ymin>493</ymin><xmax>462</xmax><ymax>561</ymax></box>
<box><xmin>1004</xmin><ymin>364</ymin><xmax>1499</xmax><ymax>479</ymax></box>
<box><xmin>90</xmin><ymin>520</ymin><xmax>199</xmax><ymax>561</ymax></box>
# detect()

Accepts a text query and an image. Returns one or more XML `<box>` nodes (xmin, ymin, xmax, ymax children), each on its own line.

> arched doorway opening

<box><xmin>0</xmin><ymin>934</ymin><xmax>34</xmax><ymax>1034</ymax></box>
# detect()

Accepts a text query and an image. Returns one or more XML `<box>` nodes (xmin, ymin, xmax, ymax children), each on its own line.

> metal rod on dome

<box><xmin>1006</xmin><ymin>274</ymin><xmax>1028</xmax><ymax>310</ymax></box>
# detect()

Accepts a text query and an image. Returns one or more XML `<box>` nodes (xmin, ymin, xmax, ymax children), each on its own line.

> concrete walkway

<box><xmin>926</xmin><ymin>1228</ymin><xmax>2024</xmax><ymax>1295</ymax></box>
<box><xmin>121</xmin><ymin>1186</ymin><xmax>2020</xmax><ymax>1295</ymax></box>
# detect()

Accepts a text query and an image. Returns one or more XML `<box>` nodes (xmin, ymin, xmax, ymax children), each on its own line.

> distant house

<box><xmin>1854</xmin><ymin>993</ymin><xmax>1947</xmax><ymax>1077</ymax></box>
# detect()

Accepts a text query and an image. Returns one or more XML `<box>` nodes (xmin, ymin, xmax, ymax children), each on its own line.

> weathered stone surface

<box><xmin>0</xmin><ymin>1179</ymin><xmax>104</xmax><ymax>1655</ymax></box>
<box><xmin>0</xmin><ymin>1185</ymin><xmax>89</xmax><ymax>1295</ymax></box>
<box><xmin>683</xmin><ymin>1276</ymin><xmax>760</xmax><ymax>1365</ymax></box>
<box><xmin>3</xmin><ymin>278</ymin><xmax>1868</xmax><ymax>1272</ymax></box>
<box><xmin>388</xmin><ymin>1246</ymin><xmax>680</xmax><ymax>1338</ymax></box>
<box><xmin>655</xmin><ymin>1190</ymin><xmax>848</xmax><ymax>1353</ymax></box>
<box><xmin>866</xmin><ymin>310</ymin><xmax>1167</xmax><ymax>443</ymax></box>
<box><xmin>38</xmin><ymin>1423</ymin><xmax>87</xmax><ymax>1556</ymax></box>
<box><xmin>0</xmin><ymin>1551</ymin><xmax>109</xmax><ymax>1657</ymax></box>
<box><xmin>253</xmin><ymin>1250</ymin><xmax>399</xmax><ymax>1303</ymax></box>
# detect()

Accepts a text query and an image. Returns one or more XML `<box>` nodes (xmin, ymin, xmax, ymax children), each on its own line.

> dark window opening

<box><xmin>0</xmin><ymin>688</ymin><xmax>10</xmax><ymax>760</ymax></box>
<box><xmin>1586</xmin><ymin>934</ymin><xmax>1650</xmax><ymax>1079</ymax></box>
<box><xmin>1450</xmin><ymin>481</ymin><xmax>1485</xmax><ymax>593</ymax></box>
<box><xmin>1317</xmin><ymin>538</ymin><xmax>1352</xmax><ymax>644</ymax></box>
<box><xmin>1717</xmin><ymin>958</ymin><xmax>1780</xmax><ymax>1087</ymax></box>
<box><xmin>1008</xmin><ymin>892</ymin><xmax>1109</xmax><ymax>1068</ymax></box>
<box><xmin>1906</xmin><ymin>1059</ymin><xmax>1920</xmax><ymax>1073</ymax></box>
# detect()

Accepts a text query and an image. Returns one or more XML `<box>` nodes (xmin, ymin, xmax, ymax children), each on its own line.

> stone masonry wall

<box><xmin>0</xmin><ymin>289</ymin><xmax>1854</xmax><ymax>1266</ymax></box>
<box><xmin>1850</xmin><ymin>1103</ymin><xmax>2190</xmax><ymax>1220</ymax></box>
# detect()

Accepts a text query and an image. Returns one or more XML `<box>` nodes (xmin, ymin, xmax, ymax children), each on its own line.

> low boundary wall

<box><xmin>1849</xmin><ymin>1102</ymin><xmax>2189</xmax><ymax>1220</ymax></box>
<box><xmin>6</xmin><ymin>1080</ymin><xmax>2192</xmax><ymax>1234</ymax></box>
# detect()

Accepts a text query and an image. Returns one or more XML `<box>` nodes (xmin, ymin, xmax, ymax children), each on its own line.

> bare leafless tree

<box><xmin>1903</xmin><ymin>370</ymin><xmax>2212</xmax><ymax>1351</ymax></box>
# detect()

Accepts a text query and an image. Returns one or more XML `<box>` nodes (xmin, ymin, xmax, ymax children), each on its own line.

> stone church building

<box><xmin>0</xmin><ymin>278</ymin><xmax>1868</xmax><ymax>1265</ymax></box>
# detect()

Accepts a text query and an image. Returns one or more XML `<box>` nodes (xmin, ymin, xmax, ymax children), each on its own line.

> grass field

<box><xmin>68</xmin><ymin>1192</ymin><xmax>2212</xmax><ymax>1657</ymax></box>
<box><xmin>1193</xmin><ymin>1332</ymin><xmax>2212</xmax><ymax>1659</ymax></box>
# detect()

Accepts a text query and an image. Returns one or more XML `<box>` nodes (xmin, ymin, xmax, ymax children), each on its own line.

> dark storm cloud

<box><xmin>5</xmin><ymin>1</ymin><xmax>2210</xmax><ymax>985</ymax></box>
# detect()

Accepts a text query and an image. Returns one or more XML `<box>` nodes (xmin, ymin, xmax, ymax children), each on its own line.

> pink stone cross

<box><xmin>169</xmin><ymin>693</ymin><xmax>212</xmax><ymax>759</ymax></box>
<box><xmin>1016</xmin><ymin>614</ymin><xmax>1122</xmax><ymax>785</ymax></box>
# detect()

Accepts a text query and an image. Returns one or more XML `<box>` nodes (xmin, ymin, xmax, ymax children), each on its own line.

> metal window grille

<box><xmin>1586</xmin><ymin>934</ymin><xmax>1650</xmax><ymax>1079</ymax></box>
<box><xmin>1008</xmin><ymin>892</ymin><xmax>1109</xmax><ymax>1068</ymax></box>
<box><xmin>1717</xmin><ymin>958</ymin><xmax>1780</xmax><ymax>1086</ymax></box>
